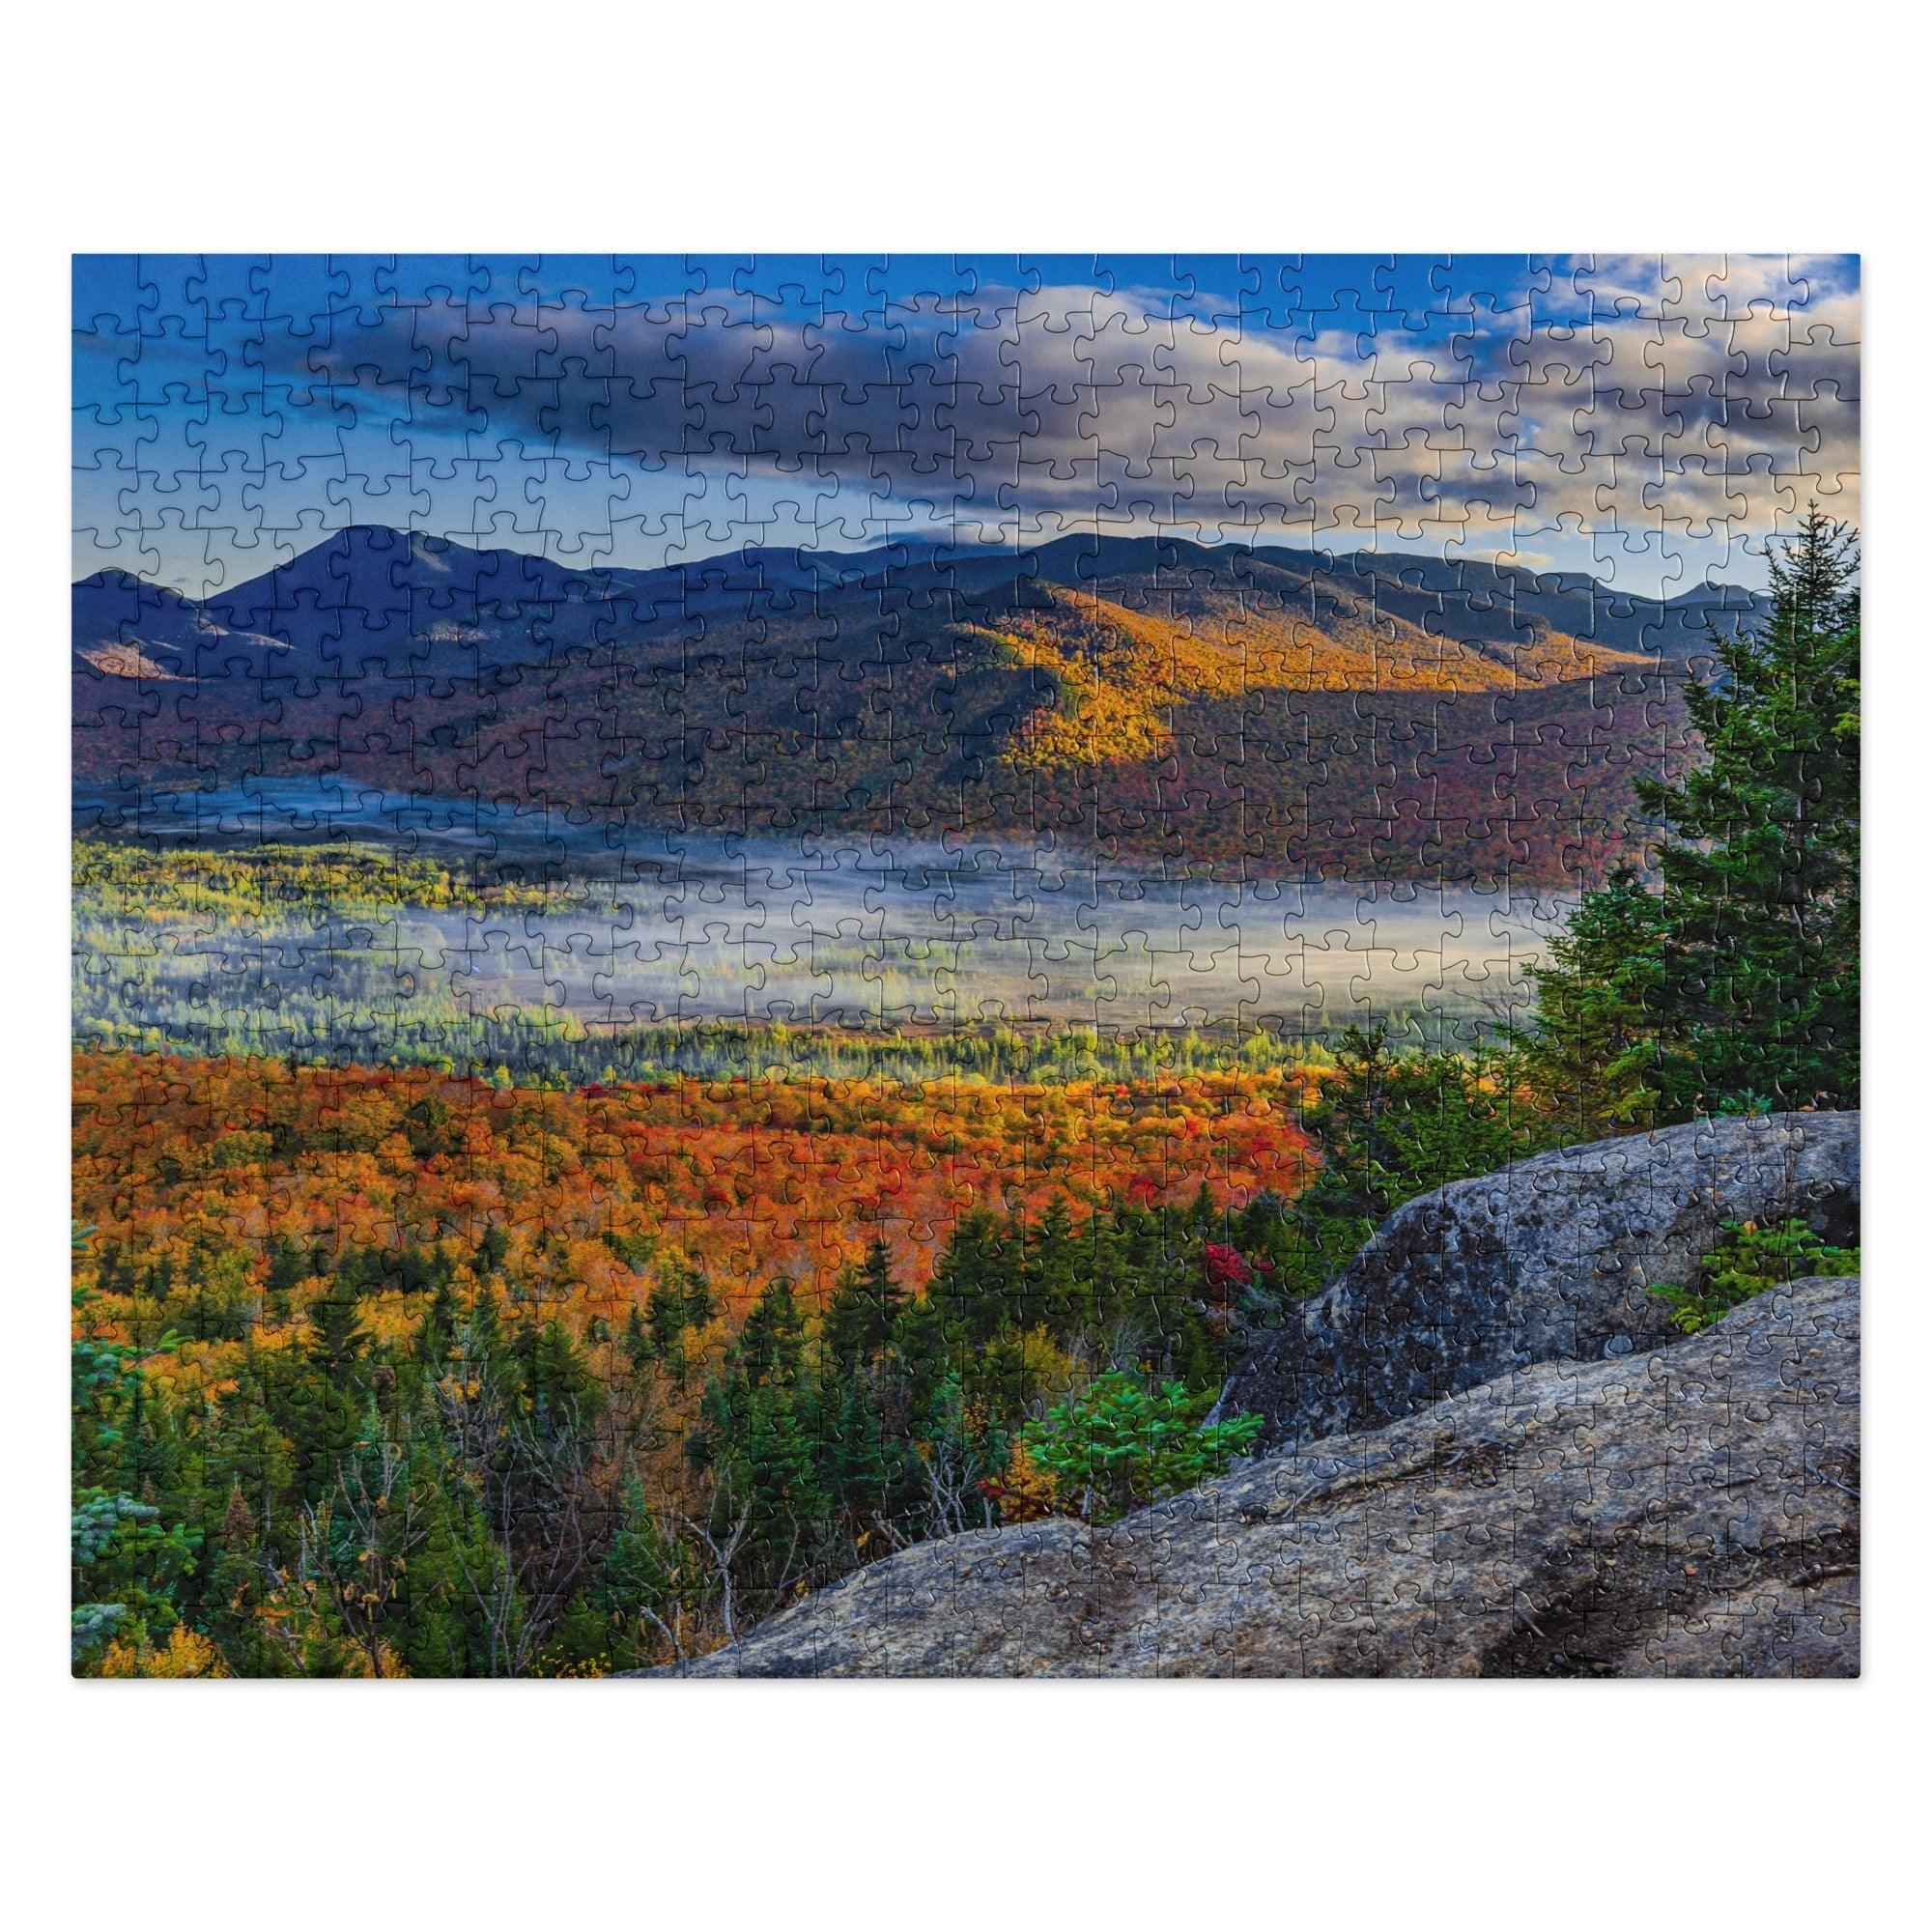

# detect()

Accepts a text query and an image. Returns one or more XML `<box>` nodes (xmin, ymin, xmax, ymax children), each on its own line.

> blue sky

<box><xmin>73</xmin><ymin>253</ymin><xmax>1861</xmax><ymax>599</ymax></box>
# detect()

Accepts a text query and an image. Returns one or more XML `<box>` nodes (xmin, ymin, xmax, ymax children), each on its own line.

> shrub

<box><xmin>1019</xmin><ymin>1373</ymin><xmax>1263</xmax><ymax>1523</ymax></box>
<box><xmin>1649</xmin><ymin>1218</ymin><xmax>1860</xmax><ymax>1335</ymax></box>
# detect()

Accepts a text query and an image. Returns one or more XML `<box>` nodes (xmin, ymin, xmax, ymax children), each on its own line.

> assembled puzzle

<box><xmin>71</xmin><ymin>255</ymin><xmax>1861</xmax><ymax>1677</ymax></box>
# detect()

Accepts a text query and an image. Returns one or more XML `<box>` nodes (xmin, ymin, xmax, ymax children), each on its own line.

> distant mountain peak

<box><xmin>74</xmin><ymin>524</ymin><xmax>1771</xmax><ymax>680</ymax></box>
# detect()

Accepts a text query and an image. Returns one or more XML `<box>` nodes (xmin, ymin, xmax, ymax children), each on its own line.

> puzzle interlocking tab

<box><xmin>71</xmin><ymin>255</ymin><xmax>1861</xmax><ymax>1679</ymax></box>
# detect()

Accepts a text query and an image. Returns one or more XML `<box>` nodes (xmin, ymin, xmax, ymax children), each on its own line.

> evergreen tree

<box><xmin>305</xmin><ymin>1285</ymin><xmax>370</xmax><ymax>1387</ymax></box>
<box><xmin>926</xmin><ymin>1208</ymin><xmax>1009</xmax><ymax>1348</ymax></box>
<box><xmin>734</xmin><ymin>1277</ymin><xmax>809</xmax><ymax>1386</ymax></box>
<box><xmin>520</xmin><ymin>1318</ymin><xmax>603</xmax><ymax>1433</ymax></box>
<box><xmin>1633</xmin><ymin>504</ymin><xmax>1860</xmax><ymax>1114</ymax></box>
<box><xmin>71</xmin><ymin>1228</ymin><xmax>198</xmax><ymax>1665</ymax></box>
<box><xmin>412</xmin><ymin>1277</ymin><xmax>461</xmax><ymax>1377</ymax></box>
<box><xmin>690</xmin><ymin>1280</ymin><xmax>835</xmax><ymax>1620</ymax></box>
<box><xmin>1026</xmin><ymin>1196</ymin><xmax>1083</xmax><ymax>1338</ymax></box>
<box><xmin>599</xmin><ymin>1479</ymin><xmax>692</xmax><ymax>1668</ymax></box>
<box><xmin>201</xmin><ymin>1484</ymin><xmax>283</xmax><ymax>1676</ymax></box>
<box><xmin>646</xmin><ymin>1271</ymin><xmax>698</xmax><ymax>1379</ymax></box>
<box><xmin>1520</xmin><ymin>866</ymin><xmax>1669</xmax><ymax>1137</ymax></box>
<box><xmin>281</xmin><ymin>1280</ymin><xmax>369</xmax><ymax>1479</ymax></box>
<box><xmin>623</xmin><ymin>1302</ymin><xmax>655</xmax><ymax>1378</ymax></box>
<box><xmin>821</xmin><ymin>1238</ymin><xmax>906</xmax><ymax>1372</ymax></box>
<box><xmin>475</xmin><ymin>1223</ymin><xmax>510</xmax><ymax>1275</ymax></box>
<box><xmin>1286</xmin><ymin>1025</ymin><xmax>1554</xmax><ymax>1296</ymax></box>
<box><xmin>680</xmin><ymin>1268</ymin><xmax>717</xmax><ymax>1332</ymax></box>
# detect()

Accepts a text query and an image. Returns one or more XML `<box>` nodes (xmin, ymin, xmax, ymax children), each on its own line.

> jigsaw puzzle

<box><xmin>70</xmin><ymin>255</ymin><xmax>1861</xmax><ymax>1678</ymax></box>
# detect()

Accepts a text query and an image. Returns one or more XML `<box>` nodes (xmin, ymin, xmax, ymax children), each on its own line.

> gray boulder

<box><xmin>1218</xmin><ymin>1109</ymin><xmax>1859</xmax><ymax>1449</ymax></box>
<box><xmin>664</xmin><ymin>1276</ymin><xmax>1859</xmax><ymax>1678</ymax></box>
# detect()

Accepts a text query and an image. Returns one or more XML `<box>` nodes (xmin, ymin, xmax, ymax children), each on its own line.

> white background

<box><xmin>4</xmin><ymin>2</ymin><xmax>1923</xmax><ymax>1924</ymax></box>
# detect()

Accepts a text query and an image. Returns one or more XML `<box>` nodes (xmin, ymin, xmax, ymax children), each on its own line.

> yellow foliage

<box><xmin>978</xmin><ymin>584</ymin><xmax>1653</xmax><ymax>774</ymax></box>
<box><xmin>98</xmin><ymin>1626</ymin><xmax>229</xmax><ymax>1679</ymax></box>
<box><xmin>980</xmin><ymin>1439</ymin><xmax>1064</xmax><ymax>1525</ymax></box>
<box><xmin>1011</xmin><ymin>1326</ymin><xmax>1077</xmax><ymax>1406</ymax></box>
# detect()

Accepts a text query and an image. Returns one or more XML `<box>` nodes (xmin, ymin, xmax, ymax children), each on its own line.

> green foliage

<box><xmin>72</xmin><ymin>838</ymin><xmax>558</xmax><ymax>918</ymax></box>
<box><xmin>1519</xmin><ymin>867</ymin><xmax>1669</xmax><ymax>1136</ymax></box>
<box><xmin>642</xmin><ymin>1263</ymin><xmax>716</xmax><ymax>1383</ymax></box>
<box><xmin>821</xmin><ymin>1238</ymin><xmax>909</xmax><ymax>1372</ymax></box>
<box><xmin>1282</xmin><ymin>1025</ymin><xmax>1558</xmax><ymax>1297</ymax></box>
<box><xmin>1649</xmin><ymin>1218</ymin><xmax>1861</xmax><ymax>1335</ymax></box>
<box><xmin>71</xmin><ymin>1225</ymin><xmax>200</xmax><ymax>1665</ymax></box>
<box><xmin>1536</xmin><ymin>507</ymin><xmax>1860</xmax><ymax>1122</ymax></box>
<box><xmin>1020</xmin><ymin>1374</ymin><xmax>1262</xmax><ymax>1523</ymax></box>
<box><xmin>597</xmin><ymin>1479</ymin><xmax>707</xmax><ymax>1669</ymax></box>
<box><xmin>668</xmin><ymin>1187</ymin><xmax>1297</xmax><ymax>1631</ymax></box>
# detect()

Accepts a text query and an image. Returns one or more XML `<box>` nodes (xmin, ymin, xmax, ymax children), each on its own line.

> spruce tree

<box><xmin>821</xmin><ymin>1238</ymin><xmax>905</xmax><ymax>1371</ymax></box>
<box><xmin>926</xmin><ymin>1208</ymin><xmax>1007</xmax><ymax>1348</ymax></box>
<box><xmin>646</xmin><ymin>1273</ymin><xmax>696</xmax><ymax>1378</ymax></box>
<box><xmin>1634</xmin><ymin>504</ymin><xmax>1861</xmax><ymax>1115</ymax></box>
<box><xmin>1027</xmin><ymin>1196</ymin><xmax>1082</xmax><ymax>1338</ymax></box>
<box><xmin>1520</xmin><ymin>866</ymin><xmax>1669</xmax><ymax>1137</ymax></box>
<box><xmin>623</xmin><ymin>1302</ymin><xmax>655</xmax><ymax>1378</ymax></box>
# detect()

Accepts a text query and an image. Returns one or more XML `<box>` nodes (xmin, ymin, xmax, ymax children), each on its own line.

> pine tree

<box><xmin>412</xmin><ymin>1277</ymin><xmax>460</xmax><ymax>1375</ymax></box>
<box><xmin>691</xmin><ymin>1301</ymin><xmax>835</xmax><ymax>1620</ymax></box>
<box><xmin>1286</xmin><ymin>1024</ymin><xmax>1554</xmax><ymax>1295</ymax></box>
<box><xmin>680</xmin><ymin>1268</ymin><xmax>717</xmax><ymax>1332</ymax></box>
<box><xmin>735</xmin><ymin>1277</ymin><xmax>808</xmax><ymax>1386</ymax></box>
<box><xmin>623</xmin><ymin>1302</ymin><xmax>655</xmax><ymax>1378</ymax></box>
<box><xmin>522</xmin><ymin>1317</ymin><xmax>603</xmax><ymax>1432</ymax></box>
<box><xmin>202</xmin><ymin>1484</ymin><xmax>278</xmax><ymax>1674</ymax></box>
<box><xmin>1633</xmin><ymin>504</ymin><xmax>1861</xmax><ymax>1114</ymax></box>
<box><xmin>1027</xmin><ymin>1196</ymin><xmax>1083</xmax><ymax>1338</ymax></box>
<box><xmin>926</xmin><ymin>1208</ymin><xmax>1007</xmax><ymax>1348</ymax></box>
<box><xmin>646</xmin><ymin>1273</ymin><xmax>696</xmax><ymax>1378</ymax></box>
<box><xmin>71</xmin><ymin>1230</ymin><xmax>199</xmax><ymax>1667</ymax></box>
<box><xmin>305</xmin><ymin>1285</ymin><xmax>369</xmax><ymax>1387</ymax></box>
<box><xmin>1520</xmin><ymin>866</ymin><xmax>1669</xmax><ymax>1137</ymax></box>
<box><xmin>278</xmin><ymin>1281</ymin><xmax>370</xmax><ymax>1484</ymax></box>
<box><xmin>821</xmin><ymin>1238</ymin><xmax>905</xmax><ymax>1372</ymax></box>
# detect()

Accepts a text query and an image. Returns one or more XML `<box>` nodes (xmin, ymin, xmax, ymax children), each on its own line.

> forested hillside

<box><xmin>73</xmin><ymin>528</ymin><xmax>1694</xmax><ymax>886</ymax></box>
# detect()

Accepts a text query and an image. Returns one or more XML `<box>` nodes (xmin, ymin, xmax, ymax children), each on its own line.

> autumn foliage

<box><xmin>70</xmin><ymin>1045</ymin><xmax>1317</xmax><ymax>1676</ymax></box>
<box><xmin>73</xmin><ymin>1050</ymin><xmax>1312</xmax><ymax>1346</ymax></box>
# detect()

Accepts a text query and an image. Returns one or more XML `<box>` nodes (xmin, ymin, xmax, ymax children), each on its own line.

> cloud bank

<box><xmin>74</xmin><ymin>255</ymin><xmax>1859</xmax><ymax>595</ymax></box>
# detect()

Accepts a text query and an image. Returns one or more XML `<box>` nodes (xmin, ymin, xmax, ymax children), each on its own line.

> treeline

<box><xmin>75</xmin><ymin>1003</ymin><xmax>1391</xmax><ymax>1089</ymax></box>
<box><xmin>73</xmin><ymin>838</ymin><xmax>565</xmax><ymax>918</ymax></box>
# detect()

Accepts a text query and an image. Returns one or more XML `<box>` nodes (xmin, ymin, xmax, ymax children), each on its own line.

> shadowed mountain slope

<box><xmin>72</xmin><ymin>527</ymin><xmax>1704</xmax><ymax>884</ymax></box>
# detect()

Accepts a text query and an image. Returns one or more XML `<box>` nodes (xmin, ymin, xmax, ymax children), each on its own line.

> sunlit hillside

<box><xmin>72</xmin><ymin>525</ymin><xmax>1689</xmax><ymax>885</ymax></box>
<box><xmin>973</xmin><ymin>582</ymin><xmax>1656</xmax><ymax>772</ymax></box>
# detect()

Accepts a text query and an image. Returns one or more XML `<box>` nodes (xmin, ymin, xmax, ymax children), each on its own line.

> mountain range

<box><xmin>73</xmin><ymin>526</ymin><xmax>1737</xmax><ymax>883</ymax></box>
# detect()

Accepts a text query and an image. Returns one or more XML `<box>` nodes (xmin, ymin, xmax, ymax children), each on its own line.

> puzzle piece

<box><xmin>70</xmin><ymin>256</ymin><xmax>1861</xmax><ymax>1680</ymax></box>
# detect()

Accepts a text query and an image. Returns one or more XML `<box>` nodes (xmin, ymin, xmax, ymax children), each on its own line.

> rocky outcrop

<box><xmin>1218</xmin><ymin>1110</ymin><xmax>1859</xmax><ymax>1449</ymax></box>
<box><xmin>664</xmin><ymin>1276</ymin><xmax>1859</xmax><ymax>1677</ymax></box>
